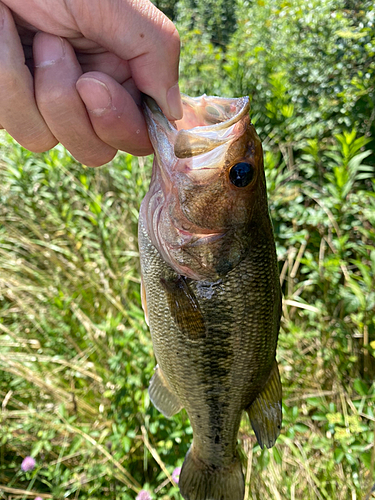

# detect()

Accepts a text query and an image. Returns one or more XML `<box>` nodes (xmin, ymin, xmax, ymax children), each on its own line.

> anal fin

<box><xmin>246</xmin><ymin>361</ymin><xmax>282</xmax><ymax>449</ymax></box>
<box><xmin>148</xmin><ymin>365</ymin><xmax>183</xmax><ymax>418</ymax></box>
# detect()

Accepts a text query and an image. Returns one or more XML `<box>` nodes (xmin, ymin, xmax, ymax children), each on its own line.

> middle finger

<box><xmin>33</xmin><ymin>32</ymin><xmax>117</xmax><ymax>167</ymax></box>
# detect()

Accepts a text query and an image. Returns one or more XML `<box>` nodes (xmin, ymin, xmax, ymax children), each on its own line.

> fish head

<box><xmin>142</xmin><ymin>94</ymin><xmax>268</xmax><ymax>281</ymax></box>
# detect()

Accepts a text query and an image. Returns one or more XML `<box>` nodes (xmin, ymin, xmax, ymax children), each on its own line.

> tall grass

<box><xmin>1</xmin><ymin>126</ymin><xmax>375</xmax><ymax>500</ymax></box>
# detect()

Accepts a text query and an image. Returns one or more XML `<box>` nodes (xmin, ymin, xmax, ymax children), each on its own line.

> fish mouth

<box><xmin>143</xmin><ymin>93</ymin><xmax>249</xmax><ymax>130</ymax></box>
<box><xmin>174</xmin><ymin>95</ymin><xmax>249</xmax><ymax>159</ymax></box>
<box><xmin>143</xmin><ymin>94</ymin><xmax>250</xmax><ymax>160</ymax></box>
<box><xmin>176</xmin><ymin>94</ymin><xmax>249</xmax><ymax>131</ymax></box>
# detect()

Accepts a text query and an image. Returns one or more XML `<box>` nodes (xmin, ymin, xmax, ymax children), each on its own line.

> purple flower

<box><xmin>21</xmin><ymin>456</ymin><xmax>36</xmax><ymax>472</ymax></box>
<box><xmin>136</xmin><ymin>490</ymin><xmax>152</xmax><ymax>500</ymax></box>
<box><xmin>172</xmin><ymin>466</ymin><xmax>181</xmax><ymax>484</ymax></box>
<box><xmin>35</xmin><ymin>497</ymin><xmax>43</xmax><ymax>500</ymax></box>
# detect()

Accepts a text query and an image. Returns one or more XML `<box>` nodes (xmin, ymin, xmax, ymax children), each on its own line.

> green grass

<box><xmin>0</xmin><ymin>125</ymin><xmax>375</xmax><ymax>500</ymax></box>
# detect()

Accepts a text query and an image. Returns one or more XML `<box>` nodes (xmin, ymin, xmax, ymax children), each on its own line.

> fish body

<box><xmin>139</xmin><ymin>94</ymin><xmax>282</xmax><ymax>500</ymax></box>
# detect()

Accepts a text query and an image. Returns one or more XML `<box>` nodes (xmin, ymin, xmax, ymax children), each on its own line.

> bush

<box><xmin>1</xmin><ymin>0</ymin><xmax>375</xmax><ymax>498</ymax></box>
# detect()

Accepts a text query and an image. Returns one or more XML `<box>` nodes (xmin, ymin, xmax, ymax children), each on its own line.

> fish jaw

<box><xmin>142</xmin><ymin>95</ymin><xmax>267</xmax><ymax>280</ymax></box>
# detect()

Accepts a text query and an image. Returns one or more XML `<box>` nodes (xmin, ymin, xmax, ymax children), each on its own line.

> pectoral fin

<box><xmin>246</xmin><ymin>361</ymin><xmax>282</xmax><ymax>449</ymax></box>
<box><xmin>160</xmin><ymin>276</ymin><xmax>206</xmax><ymax>340</ymax></box>
<box><xmin>148</xmin><ymin>366</ymin><xmax>183</xmax><ymax>418</ymax></box>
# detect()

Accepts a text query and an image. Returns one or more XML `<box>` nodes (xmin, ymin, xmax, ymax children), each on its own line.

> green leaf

<box><xmin>334</xmin><ymin>448</ymin><xmax>345</xmax><ymax>463</ymax></box>
<box><xmin>353</xmin><ymin>379</ymin><xmax>369</xmax><ymax>396</ymax></box>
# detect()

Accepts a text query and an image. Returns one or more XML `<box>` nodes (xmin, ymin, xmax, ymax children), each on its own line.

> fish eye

<box><xmin>229</xmin><ymin>162</ymin><xmax>254</xmax><ymax>188</ymax></box>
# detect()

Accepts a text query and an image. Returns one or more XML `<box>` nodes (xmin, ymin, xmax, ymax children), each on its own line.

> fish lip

<box><xmin>142</xmin><ymin>93</ymin><xmax>250</xmax><ymax>139</ymax></box>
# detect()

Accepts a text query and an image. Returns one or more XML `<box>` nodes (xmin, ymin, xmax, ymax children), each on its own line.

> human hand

<box><xmin>0</xmin><ymin>0</ymin><xmax>182</xmax><ymax>165</ymax></box>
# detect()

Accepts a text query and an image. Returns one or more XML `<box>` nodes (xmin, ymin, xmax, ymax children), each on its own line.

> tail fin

<box><xmin>179</xmin><ymin>446</ymin><xmax>244</xmax><ymax>500</ymax></box>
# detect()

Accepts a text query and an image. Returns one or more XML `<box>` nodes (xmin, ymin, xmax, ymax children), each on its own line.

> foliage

<box><xmin>178</xmin><ymin>0</ymin><xmax>375</xmax><ymax>150</ymax></box>
<box><xmin>177</xmin><ymin>0</ymin><xmax>237</xmax><ymax>47</ymax></box>
<box><xmin>1</xmin><ymin>0</ymin><xmax>375</xmax><ymax>499</ymax></box>
<box><xmin>0</xmin><ymin>142</ymin><xmax>185</xmax><ymax>499</ymax></box>
<box><xmin>1</xmin><ymin>131</ymin><xmax>374</xmax><ymax>499</ymax></box>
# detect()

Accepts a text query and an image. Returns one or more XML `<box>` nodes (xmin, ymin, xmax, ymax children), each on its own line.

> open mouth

<box><xmin>171</xmin><ymin>95</ymin><xmax>250</xmax><ymax>160</ymax></box>
<box><xmin>175</xmin><ymin>94</ymin><xmax>249</xmax><ymax>131</ymax></box>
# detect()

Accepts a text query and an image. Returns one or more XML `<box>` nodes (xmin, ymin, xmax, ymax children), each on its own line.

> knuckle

<box><xmin>35</xmin><ymin>84</ymin><xmax>69</xmax><ymax>110</ymax></box>
<box><xmin>67</xmin><ymin>140</ymin><xmax>117</xmax><ymax>167</ymax></box>
<box><xmin>1</xmin><ymin>70</ymin><xmax>20</xmax><ymax>97</ymax></box>
<box><xmin>158</xmin><ymin>17</ymin><xmax>180</xmax><ymax>57</ymax></box>
<box><xmin>145</xmin><ymin>5</ymin><xmax>180</xmax><ymax>58</ymax></box>
<box><xmin>29</xmin><ymin>141</ymin><xmax>58</xmax><ymax>153</ymax></box>
<box><xmin>21</xmin><ymin>134</ymin><xmax>58</xmax><ymax>153</ymax></box>
<box><xmin>80</xmin><ymin>150</ymin><xmax>117</xmax><ymax>167</ymax></box>
<box><xmin>166</xmin><ymin>26</ymin><xmax>181</xmax><ymax>59</ymax></box>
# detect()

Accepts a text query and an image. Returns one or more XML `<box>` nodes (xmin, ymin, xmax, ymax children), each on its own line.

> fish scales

<box><xmin>139</xmin><ymin>220</ymin><xmax>279</xmax><ymax>457</ymax></box>
<box><xmin>139</xmin><ymin>94</ymin><xmax>282</xmax><ymax>500</ymax></box>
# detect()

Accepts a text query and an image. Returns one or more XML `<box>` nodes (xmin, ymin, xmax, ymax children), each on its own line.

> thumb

<box><xmin>71</xmin><ymin>0</ymin><xmax>183</xmax><ymax>120</ymax></box>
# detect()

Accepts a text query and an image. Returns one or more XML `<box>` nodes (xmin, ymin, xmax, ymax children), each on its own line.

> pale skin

<box><xmin>0</xmin><ymin>0</ymin><xmax>183</xmax><ymax>166</ymax></box>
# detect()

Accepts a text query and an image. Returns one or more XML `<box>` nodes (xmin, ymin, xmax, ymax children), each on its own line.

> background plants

<box><xmin>1</xmin><ymin>0</ymin><xmax>375</xmax><ymax>499</ymax></box>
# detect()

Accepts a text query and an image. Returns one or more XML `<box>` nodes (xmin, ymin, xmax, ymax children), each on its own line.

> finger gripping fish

<box><xmin>139</xmin><ymin>94</ymin><xmax>282</xmax><ymax>500</ymax></box>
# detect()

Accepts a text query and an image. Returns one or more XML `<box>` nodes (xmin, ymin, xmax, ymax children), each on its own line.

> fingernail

<box><xmin>77</xmin><ymin>78</ymin><xmax>112</xmax><ymax>116</ymax></box>
<box><xmin>167</xmin><ymin>83</ymin><xmax>183</xmax><ymax>120</ymax></box>
<box><xmin>34</xmin><ymin>35</ymin><xmax>65</xmax><ymax>68</ymax></box>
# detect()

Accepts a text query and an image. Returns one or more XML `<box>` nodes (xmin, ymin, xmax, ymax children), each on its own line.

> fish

<box><xmin>138</xmin><ymin>93</ymin><xmax>282</xmax><ymax>500</ymax></box>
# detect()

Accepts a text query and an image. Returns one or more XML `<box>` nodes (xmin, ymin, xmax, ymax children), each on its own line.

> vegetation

<box><xmin>1</xmin><ymin>0</ymin><xmax>375</xmax><ymax>499</ymax></box>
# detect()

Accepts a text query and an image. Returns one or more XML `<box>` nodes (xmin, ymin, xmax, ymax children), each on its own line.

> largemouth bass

<box><xmin>139</xmin><ymin>94</ymin><xmax>282</xmax><ymax>500</ymax></box>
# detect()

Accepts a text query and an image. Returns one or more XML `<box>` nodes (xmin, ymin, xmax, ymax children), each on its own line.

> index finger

<box><xmin>70</xmin><ymin>0</ymin><xmax>183</xmax><ymax>120</ymax></box>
